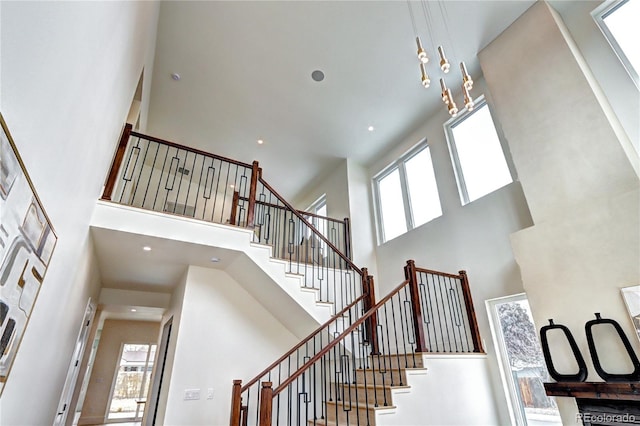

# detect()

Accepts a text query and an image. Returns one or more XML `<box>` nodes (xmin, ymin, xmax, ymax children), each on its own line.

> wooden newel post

<box><xmin>246</xmin><ymin>161</ymin><xmax>260</xmax><ymax>229</ymax></box>
<box><xmin>361</xmin><ymin>268</ymin><xmax>379</xmax><ymax>354</ymax></box>
<box><xmin>229</xmin><ymin>379</ymin><xmax>242</xmax><ymax>426</ymax></box>
<box><xmin>405</xmin><ymin>260</ymin><xmax>427</xmax><ymax>353</ymax></box>
<box><xmin>101</xmin><ymin>123</ymin><xmax>132</xmax><ymax>201</ymax></box>
<box><xmin>230</xmin><ymin>191</ymin><xmax>240</xmax><ymax>225</ymax></box>
<box><xmin>367</xmin><ymin>274</ymin><xmax>379</xmax><ymax>355</ymax></box>
<box><xmin>343</xmin><ymin>217</ymin><xmax>352</xmax><ymax>260</ymax></box>
<box><xmin>459</xmin><ymin>270</ymin><xmax>484</xmax><ymax>353</ymax></box>
<box><xmin>258</xmin><ymin>381</ymin><xmax>273</xmax><ymax>426</ymax></box>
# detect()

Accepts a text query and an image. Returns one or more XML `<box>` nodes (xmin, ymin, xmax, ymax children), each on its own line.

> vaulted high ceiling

<box><xmin>145</xmin><ymin>0</ymin><xmax>538</xmax><ymax>200</ymax></box>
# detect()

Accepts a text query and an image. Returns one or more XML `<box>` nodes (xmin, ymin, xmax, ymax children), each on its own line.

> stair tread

<box><xmin>355</xmin><ymin>366</ymin><xmax>427</xmax><ymax>372</ymax></box>
<box><xmin>332</xmin><ymin>381</ymin><xmax>410</xmax><ymax>391</ymax></box>
<box><xmin>325</xmin><ymin>400</ymin><xmax>397</xmax><ymax>410</ymax></box>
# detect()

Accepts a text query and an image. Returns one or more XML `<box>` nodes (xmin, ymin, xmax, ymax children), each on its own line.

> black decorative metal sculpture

<box><xmin>585</xmin><ymin>313</ymin><xmax>640</xmax><ymax>382</ymax></box>
<box><xmin>540</xmin><ymin>319</ymin><xmax>588</xmax><ymax>382</ymax></box>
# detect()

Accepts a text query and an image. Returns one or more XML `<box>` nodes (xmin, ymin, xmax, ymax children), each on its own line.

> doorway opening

<box><xmin>487</xmin><ymin>294</ymin><xmax>562</xmax><ymax>425</ymax></box>
<box><xmin>107</xmin><ymin>343</ymin><xmax>157</xmax><ymax>421</ymax></box>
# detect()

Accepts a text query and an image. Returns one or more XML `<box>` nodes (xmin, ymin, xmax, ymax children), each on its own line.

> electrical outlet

<box><xmin>207</xmin><ymin>388</ymin><xmax>214</xmax><ymax>400</ymax></box>
<box><xmin>184</xmin><ymin>389</ymin><xmax>200</xmax><ymax>400</ymax></box>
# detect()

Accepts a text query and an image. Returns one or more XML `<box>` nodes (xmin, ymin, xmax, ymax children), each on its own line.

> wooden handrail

<box><xmin>129</xmin><ymin>130</ymin><xmax>253</xmax><ymax>169</ymax></box>
<box><xmin>257</xmin><ymin>176</ymin><xmax>361</xmax><ymax>275</ymax></box>
<box><xmin>274</xmin><ymin>279</ymin><xmax>410</xmax><ymax>395</ymax></box>
<box><xmin>413</xmin><ymin>266</ymin><xmax>462</xmax><ymax>280</ymax></box>
<box><xmin>240</xmin><ymin>293</ymin><xmax>367</xmax><ymax>393</ymax></box>
<box><xmin>237</xmin><ymin>195</ymin><xmax>347</xmax><ymax>225</ymax></box>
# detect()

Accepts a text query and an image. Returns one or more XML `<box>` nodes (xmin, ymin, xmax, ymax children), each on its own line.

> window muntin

<box><xmin>374</xmin><ymin>142</ymin><xmax>442</xmax><ymax>243</ymax></box>
<box><xmin>593</xmin><ymin>0</ymin><xmax>640</xmax><ymax>88</ymax></box>
<box><xmin>446</xmin><ymin>97</ymin><xmax>512</xmax><ymax>204</ymax></box>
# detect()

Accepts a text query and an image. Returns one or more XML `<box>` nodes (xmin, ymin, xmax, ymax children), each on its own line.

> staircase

<box><xmin>230</xmin><ymin>263</ymin><xmax>485</xmax><ymax>426</ymax></box>
<box><xmin>98</xmin><ymin>126</ymin><xmax>489</xmax><ymax>425</ymax></box>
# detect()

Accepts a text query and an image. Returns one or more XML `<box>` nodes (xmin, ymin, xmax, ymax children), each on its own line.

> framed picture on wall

<box><xmin>0</xmin><ymin>112</ymin><xmax>58</xmax><ymax>396</ymax></box>
<box><xmin>621</xmin><ymin>285</ymin><xmax>640</xmax><ymax>345</ymax></box>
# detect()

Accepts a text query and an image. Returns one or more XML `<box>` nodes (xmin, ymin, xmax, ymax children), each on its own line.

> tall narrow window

<box><xmin>377</xmin><ymin>168</ymin><xmax>408</xmax><ymax>242</ymax></box>
<box><xmin>487</xmin><ymin>294</ymin><xmax>562</xmax><ymax>426</ymax></box>
<box><xmin>374</xmin><ymin>142</ymin><xmax>442</xmax><ymax>243</ymax></box>
<box><xmin>306</xmin><ymin>194</ymin><xmax>328</xmax><ymax>253</ymax></box>
<box><xmin>445</xmin><ymin>97</ymin><xmax>512</xmax><ymax>204</ymax></box>
<box><xmin>593</xmin><ymin>0</ymin><xmax>640</xmax><ymax>88</ymax></box>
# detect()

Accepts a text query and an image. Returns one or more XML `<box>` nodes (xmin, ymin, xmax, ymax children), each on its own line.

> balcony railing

<box><xmin>101</xmin><ymin>124</ymin><xmax>360</xmax><ymax>310</ymax></box>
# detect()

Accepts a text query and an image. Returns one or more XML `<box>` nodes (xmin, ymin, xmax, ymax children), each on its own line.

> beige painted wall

<box><xmin>79</xmin><ymin>320</ymin><xmax>160</xmax><ymax>425</ymax></box>
<box><xmin>0</xmin><ymin>2</ymin><xmax>159</xmax><ymax>423</ymax></box>
<box><xmin>480</xmin><ymin>2</ymin><xmax>640</xmax><ymax>423</ymax></box>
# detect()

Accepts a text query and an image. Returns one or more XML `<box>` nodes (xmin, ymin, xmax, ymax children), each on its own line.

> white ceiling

<box><xmin>146</xmin><ymin>0</ymin><xmax>537</xmax><ymax>199</ymax></box>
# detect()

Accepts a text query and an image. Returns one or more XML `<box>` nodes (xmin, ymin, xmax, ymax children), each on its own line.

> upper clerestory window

<box><xmin>444</xmin><ymin>96</ymin><xmax>513</xmax><ymax>205</ymax></box>
<box><xmin>593</xmin><ymin>0</ymin><xmax>640</xmax><ymax>89</ymax></box>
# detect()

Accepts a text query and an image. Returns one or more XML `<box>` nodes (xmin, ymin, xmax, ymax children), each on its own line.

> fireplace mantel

<box><xmin>545</xmin><ymin>382</ymin><xmax>640</xmax><ymax>425</ymax></box>
<box><xmin>544</xmin><ymin>382</ymin><xmax>640</xmax><ymax>400</ymax></box>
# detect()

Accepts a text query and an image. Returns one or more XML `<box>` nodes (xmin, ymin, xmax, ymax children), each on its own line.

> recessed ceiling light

<box><xmin>171</xmin><ymin>73</ymin><xmax>181</xmax><ymax>81</ymax></box>
<box><xmin>131</xmin><ymin>308</ymin><xmax>137</xmax><ymax>312</ymax></box>
<box><xmin>311</xmin><ymin>70</ymin><xmax>325</xmax><ymax>82</ymax></box>
<box><xmin>229</xmin><ymin>184</ymin><xmax>235</xmax><ymax>189</ymax></box>
<box><xmin>210</xmin><ymin>257</ymin><xmax>220</xmax><ymax>263</ymax></box>
<box><xmin>368</xmin><ymin>125</ymin><xmax>375</xmax><ymax>132</ymax></box>
<box><xmin>143</xmin><ymin>246</ymin><xmax>151</xmax><ymax>251</ymax></box>
<box><xmin>257</xmin><ymin>139</ymin><xmax>264</xmax><ymax>145</ymax></box>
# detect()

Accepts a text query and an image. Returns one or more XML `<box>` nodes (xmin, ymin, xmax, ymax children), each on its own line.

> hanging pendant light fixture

<box><xmin>416</xmin><ymin>37</ymin><xmax>428</xmax><ymax>63</ymax></box>
<box><xmin>407</xmin><ymin>0</ymin><xmax>475</xmax><ymax>117</ymax></box>
<box><xmin>420</xmin><ymin>62</ymin><xmax>430</xmax><ymax>88</ymax></box>
<box><xmin>437</xmin><ymin>46</ymin><xmax>450</xmax><ymax>73</ymax></box>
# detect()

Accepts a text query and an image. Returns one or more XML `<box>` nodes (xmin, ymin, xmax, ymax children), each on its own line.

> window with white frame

<box><xmin>374</xmin><ymin>142</ymin><xmax>442</xmax><ymax>243</ymax></box>
<box><xmin>593</xmin><ymin>0</ymin><xmax>640</xmax><ymax>88</ymax></box>
<box><xmin>445</xmin><ymin>97</ymin><xmax>513</xmax><ymax>205</ymax></box>
<box><xmin>308</xmin><ymin>194</ymin><xmax>327</xmax><ymax>217</ymax></box>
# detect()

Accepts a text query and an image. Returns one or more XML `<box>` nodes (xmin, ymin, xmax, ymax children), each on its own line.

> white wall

<box><xmin>480</xmin><ymin>2</ymin><xmax>639</xmax><ymax>423</ymax></box>
<box><xmin>377</xmin><ymin>354</ymin><xmax>498</xmax><ymax>426</ymax></box>
<box><xmin>0</xmin><ymin>2</ymin><xmax>159</xmax><ymax>423</ymax></box>
<box><xmin>346</xmin><ymin>159</ymin><xmax>379</xmax><ymax>279</ymax></box>
<box><xmin>294</xmin><ymin>160</ymin><xmax>350</xmax><ymax>222</ymax></box>
<box><xmin>293</xmin><ymin>159</ymin><xmax>379</xmax><ymax>277</ymax></box>
<box><xmin>152</xmin><ymin>269</ymin><xmax>187</xmax><ymax>426</ymax></box>
<box><xmin>160</xmin><ymin>266</ymin><xmax>299</xmax><ymax>426</ymax></box>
